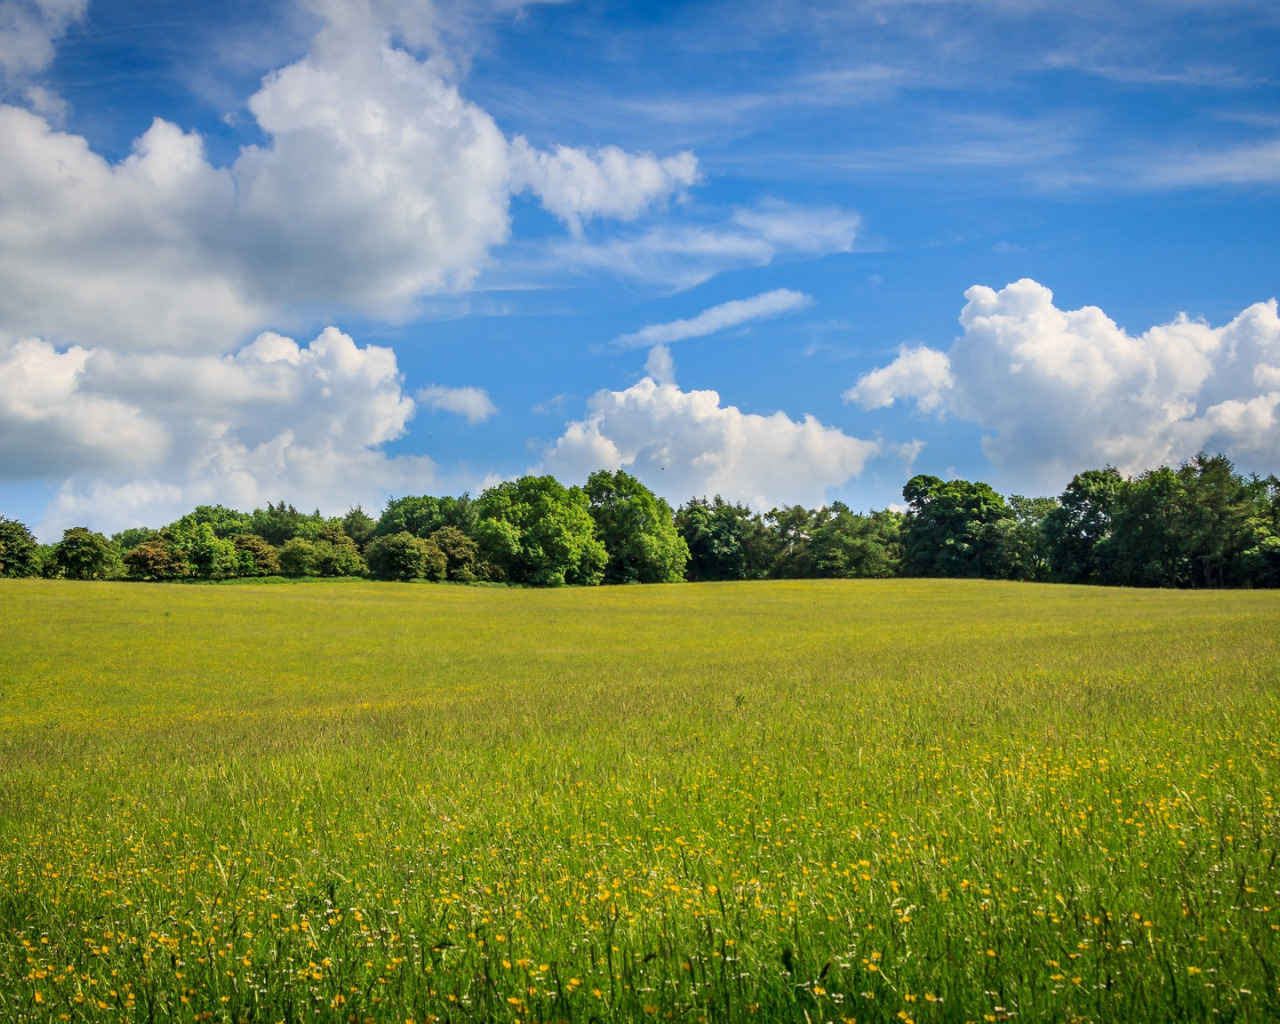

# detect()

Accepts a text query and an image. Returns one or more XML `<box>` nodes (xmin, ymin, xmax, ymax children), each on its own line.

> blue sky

<box><xmin>1</xmin><ymin>0</ymin><xmax>1278</xmax><ymax>538</ymax></box>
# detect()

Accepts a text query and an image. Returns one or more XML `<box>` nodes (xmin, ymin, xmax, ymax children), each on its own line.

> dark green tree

<box><xmin>340</xmin><ymin>506</ymin><xmax>377</xmax><ymax>548</ymax></box>
<box><xmin>0</xmin><ymin>516</ymin><xmax>41</xmax><ymax>578</ymax></box>
<box><xmin>475</xmin><ymin>476</ymin><xmax>606</xmax><ymax>586</ymax></box>
<box><xmin>48</xmin><ymin>527</ymin><xmax>122</xmax><ymax>580</ymax></box>
<box><xmin>584</xmin><ymin>470</ymin><xmax>689</xmax><ymax>584</ymax></box>
<box><xmin>763</xmin><ymin>505</ymin><xmax>816</xmax><ymax>579</ymax></box>
<box><xmin>992</xmin><ymin>495</ymin><xmax>1058</xmax><ymax>581</ymax></box>
<box><xmin>244</xmin><ymin>501</ymin><xmax>308</xmax><ymax>546</ymax></box>
<box><xmin>430</xmin><ymin>525</ymin><xmax>494</xmax><ymax>582</ymax></box>
<box><xmin>112</xmin><ymin>527</ymin><xmax>158</xmax><ymax>551</ymax></box>
<box><xmin>675</xmin><ymin>496</ymin><xmax>772</xmax><ymax>582</ymax></box>
<box><xmin>804</xmin><ymin>504</ymin><xmax>902</xmax><ymax>579</ymax></box>
<box><xmin>312</xmin><ymin>525</ymin><xmax>366</xmax><ymax>576</ymax></box>
<box><xmin>365</xmin><ymin>532</ymin><xmax>447</xmax><ymax>581</ymax></box>
<box><xmin>376</xmin><ymin>494</ymin><xmax>478</xmax><ymax>539</ymax></box>
<box><xmin>900</xmin><ymin>475</ymin><xmax>1012</xmax><ymax>578</ymax></box>
<box><xmin>1043</xmin><ymin>467</ymin><xmax>1124</xmax><ymax>584</ymax></box>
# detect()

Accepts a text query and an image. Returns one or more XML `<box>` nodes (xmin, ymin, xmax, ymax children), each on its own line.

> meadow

<box><xmin>0</xmin><ymin>578</ymin><xmax>1278</xmax><ymax>1024</ymax></box>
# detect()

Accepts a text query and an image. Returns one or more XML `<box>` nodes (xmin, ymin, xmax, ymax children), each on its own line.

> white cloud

<box><xmin>418</xmin><ymin>384</ymin><xmax>498</xmax><ymax>423</ymax></box>
<box><xmin>0</xmin><ymin>0</ymin><xmax>86</xmax><ymax>80</ymax></box>
<box><xmin>556</xmin><ymin>200</ymin><xmax>860</xmax><ymax>289</ymax></box>
<box><xmin>614</xmin><ymin>288</ymin><xmax>812</xmax><ymax>349</ymax></box>
<box><xmin>850</xmin><ymin>278</ymin><xmax>1280</xmax><ymax>486</ymax></box>
<box><xmin>4</xmin><ymin>327</ymin><xmax>445</xmax><ymax>538</ymax></box>
<box><xmin>644</xmin><ymin>344</ymin><xmax>676</xmax><ymax>385</ymax></box>
<box><xmin>843</xmin><ymin>344</ymin><xmax>953</xmax><ymax>412</ymax></box>
<box><xmin>542</xmin><ymin>370</ymin><xmax>880</xmax><ymax>511</ymax></box>
<box><xmin>510</xmin><ymin>137</ymin><xmax>697</xmax><ymax>232</ymax></box>
<box><xmin>1141</xmin><ymin>138</ymin><xmax>1280</xmax><ymax>187</ymax></box>
<box><xmin>0</xmin><ymin>1</ymin><xmax>701</xmax><ymax>354</ymax></box>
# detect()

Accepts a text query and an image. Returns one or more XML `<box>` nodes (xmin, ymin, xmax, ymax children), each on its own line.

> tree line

<box><xmin>1</xmin><ymin>454</ymin><xmax>1277</xmax><ymax>588</ymax></box>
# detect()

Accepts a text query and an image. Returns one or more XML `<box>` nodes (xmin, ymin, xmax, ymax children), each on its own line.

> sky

<box><xmin>1</xmin><ymin>0</ymin><xmax>1278</xmax><ymax>540</ymax></box>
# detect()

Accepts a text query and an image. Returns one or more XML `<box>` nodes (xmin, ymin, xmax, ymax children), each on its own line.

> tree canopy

<box><xmin>3</xmin><ymin>452</ymin><xmax>1276</xmax><ymax>590</ymax></box>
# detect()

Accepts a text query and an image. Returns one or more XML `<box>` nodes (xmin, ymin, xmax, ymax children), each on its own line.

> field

<box><xmin>1</xmin><ymin>578</ymin><xmax>1278</xmax><ymax>1024</ymax></box>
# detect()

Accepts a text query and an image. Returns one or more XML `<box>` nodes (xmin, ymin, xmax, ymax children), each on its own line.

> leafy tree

<box><xmin>1043</xmin><ymin>467</ymin><xmax>1124</xmax><ymax>584</ymax></box>
<box><xmin>313</xmin><ymin>525</ymin><xmax>366</xmax><ymax>576</ymax></box>
<box><xmin>278</xmin><ymin>538</ymin><xmax>320</xmax><ymax>576</ymax></box>
<box><xmin>365</xmin><ymin>532</ymin><xmax>447</xmax><ymax>581</ymax></box>
<box><xmin>1237</xmin><ymin>475</ymin><xmax>1280</xmax><ymax>588</ymax></box>
<box><xmin>341</xmin><ymin>506</ymin><xmax>377</xmax><ymax>548</ymax></box>
<box><xmin>376</xmin><ymin>494</ymin><xmax>478</xmax><ymax>539</ymax></box>
<box><xmin>1174</xmin><ymin>453</ymin><xmax>1258</xmax><ymax>588</ymax></box>
<box><xmin>475</xmin><ymin>476</ymin><xmax>606</xmax><ymax>586</ymax></box>
<box><xmin>430</xmin><ymin>525</ymin><xmax>494</xmax><ymax>582</ymax></box>
<box><xmin>48</xmin><ymin>527</ymin><xmax>123</xmax><ymax>580</ymax></box>
<box><xmin>763</xmin><ymin>505</ymin><xmax>816</xmax><ymax>579</ymax></box>
<box><xmin>675</xmin><ymin>496</ymin><xmax>772</xmax><ymax>582</ymax></box>
<box><xmin>0</xmin><ymin>516</ymin><xmax>40</xmax><ymax>578</ymax></box>
<box><xmin>233</xmin><ymin>534</ymin><xmax>282</xmax><ymax>577</ymax></box>
<box><xmin>178</xmin><ymin>504</ymin><xmax>250</xmax><ymax>539</ymax></box>
<box><xmin>244</xmin><ymin>501</ymin><xmax>309</xmax><ymax>546</ymax></box>
<box><xmin>124</xmin><ymin>536</ymin><xmax>191</xmax><ymax>581</ymax></box>
<box><xmin>376</xmin><ymin>495</ymin><xmax>443</xmax><ymax>538</ymax></box>
<box><xmin>900</xmin><ymin>475</ymin><xmax>1012</xmax><ymax>578</ymax></box>
<box><xmin>804</xmin><ymin>504</ymin><xmax>902</xmax><ymax>578</ymax></box>
<box><xmin>585</xmin><ymin>470</ymin><xmax>689</xmax><ymax>584</ymax></box>
<box><xmin>112</xmin><ymin>527</ymin><xmax>158</xmax><ymax>551</ymax></box>
<box><xmin>992</xmin><ymin>495</ymin><xmax>1058</xmax><ymax>582</ymax></box>
<box><xmin>185</xmin><ymin>522</ymin><xmax>239</xmax><ymax>579</ymax></box>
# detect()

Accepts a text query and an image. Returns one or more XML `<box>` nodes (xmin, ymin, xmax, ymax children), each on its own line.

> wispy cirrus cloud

<box><xmin>613</xmin><ymin>288</ymin><xmax>812</xmax><ymax>350</ymax></box>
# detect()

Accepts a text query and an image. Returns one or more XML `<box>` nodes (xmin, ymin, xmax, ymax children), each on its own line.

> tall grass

<box><xmin>1</xmin><ymin>578</ymin><xmax>1278</xmax><ymax>1022</ymax></box>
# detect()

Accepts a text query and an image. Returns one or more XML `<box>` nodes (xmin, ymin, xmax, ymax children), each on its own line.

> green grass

<box><xmin>1</xmin><ymin>578</ymin><xmax>1278</xmax><ymax>1023</ymax></box>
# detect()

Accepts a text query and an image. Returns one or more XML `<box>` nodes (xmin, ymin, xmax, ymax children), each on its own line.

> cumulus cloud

<box><xmin>1</xmin><ymin>327</ymin><xmax>445</xmax><ymax>538</ymax></box>
<box><xmin>613</xmin><ymin>289</ymin><xmax>812</xmax><ymax>350</ymax></box>
<box><xmin>0</xmin><ymin>0</ymin><xmax>85</xmax><ymax>80</ymax></box>
<box><xmin>849</xmin><ymin>278</ymin><xmax>1280</xmax><ymax>486</ymax></box>
<box><xmin>541</xmin><ymin>368</ymin><xmax>880</xmax><ymax>511</ymax></box>
<box><xmin>510</xmin><ymin>137</ymin><xmax>698</xmax><ymax>232</ymax></box>
<box><xmin>0</xmin><ymin>0</ymin><xmax>703</xmax><ymax>354</ymax></box>
<box><xmin>418</xmin><ymin>384</ymin><xmax>498</xmax><ymax>423</ymax></box>
<box><xmin>843</xmin><ymin>344</ymin><xmax>953</xmax><ymax>412</ymax></box>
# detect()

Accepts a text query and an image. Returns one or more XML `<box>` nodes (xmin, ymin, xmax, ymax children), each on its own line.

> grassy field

<box><xmin>1</xmin><ymin>578</ymin><xmax>1278</xmax><ymax>1023</ymax></box>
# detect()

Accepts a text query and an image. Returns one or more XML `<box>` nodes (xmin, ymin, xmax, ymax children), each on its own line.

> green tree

<box><xmin>278</xmin><ymin>538</ymin><xmax>320</xmax><ymax>576</ymax></box>
<box><xmin>0</xmin><ymin>516</ymin><xmax>41</xmax><ymax>578</ymax></box>
<box><xmin>112</xmin><ymin>527</ymin><xmax>158</xmax><ymax>551</ymax></box>
<box><xmin>992</xmin><ymin>495</ymin><xmax>1058</xmax><ymax>582</ymax></box>
<box><xmin>341</xmin><ymin>506</ymin><xmax>377</xmax><ymax>548</ymax></box>
<box><xmin>675</xmin><ymin>496</ymin><xmax>772</xmax><ymax>582</ymax></box>
<box><xmin>365</xmin><ymin>532</ymin><xmax>447</xmax><ymax>581</ymax></box>
<box><xmin>584</xmin><ymin>470</ymin><xmax>689</xmax><ymax>584</ymax></box>
<box><xmin>376</xmin><ymin>494</ymin><xmax>479</xmax><ymax>539</ymax></box>
<box><xmin>475</xmin><ymin>476</ymin><xmax>606</xmax><ymax>586</ymax></box>
<box><xmin>244</xmin><ymin>501</ymin><xmax>308</xmax><ymax>546</ymax></box>
<box><xmin>900</xmin><ymin>475</ymin><xmax>1012</xmax><ymax>578</ymax></box>
<box><xmin>179</xmin><ymin>504</ymin><xmax>250</xmax><ymax>539</ymax></box>
<box><xmin>123</xmin><ymin>536</ymin><xmax>191</xmax><ymax>581</ymax></box>
<box><xmin>804</xmin><ymin>504</ymin><xmax>902</xmax><ymax>579</ymax></box>
<box><xmin>312</xmin><ymin>525</ymin><xmax>366</xmax><ymax>576</ymax></box>
<box><xmin>763</xmin><ymin>505</ymin><xmax>816</xmax><ymax>579</ymax></box>
<box><xmin>430</xmin><ymin>525</ymin><xmax>494</xmax><ymax>582</ymax></box>
<box><xmin>1043</xmin><ymin>467</ymin><xmax>1124</xmax><ymax>584</ymax></box>
<box><xmin>185</xmin><ymin>522</ymin><xmax>239</xmax><ymax>579</ymax></box>
<box><xmin>233</xmin><ymin>535</ymin><xmax>282</xmax><ymax>577</ymax></box>
<box><xmin>48</xmin><ymin>527</ymin><xmax>123</xmax><ymax>580</ymax></box>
